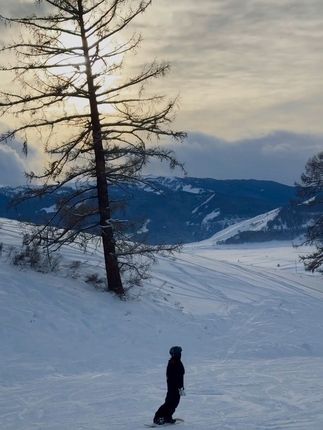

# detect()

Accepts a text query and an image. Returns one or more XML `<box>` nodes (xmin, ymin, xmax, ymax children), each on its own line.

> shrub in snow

<box><xmin>85</xmin><ymin>273</ymin><xmax>105</xmax><ymax>290</ymax></box>
<box><xmin>11</xmin><ymin>234</ymin><xmax>61</xmax><ymax>273</ymax></box>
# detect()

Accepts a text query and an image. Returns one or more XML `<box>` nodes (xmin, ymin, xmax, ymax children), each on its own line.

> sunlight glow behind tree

<box><xmin>0</xmin><ymin>0</ymin><xmax>185</xmax><ymax>297</ymax></box>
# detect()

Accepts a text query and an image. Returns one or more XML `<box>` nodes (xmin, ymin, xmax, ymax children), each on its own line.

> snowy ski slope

<box><xmin>0</xmin><ymin>217</ymin><xmax>323</xmax><ymax>430</ymax></box>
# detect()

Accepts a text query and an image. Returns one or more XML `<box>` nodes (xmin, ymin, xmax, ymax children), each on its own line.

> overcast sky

<box><xmin>1</xmin><ymin>0</ymin><xmax>323</xmax><ymax>185</ymax></box>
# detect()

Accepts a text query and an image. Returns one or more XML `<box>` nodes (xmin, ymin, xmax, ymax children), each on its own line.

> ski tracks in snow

<box><xmin>1</xmin><ymin>219</ymin><xmax>323</xmax><ymax>430</ymax></box>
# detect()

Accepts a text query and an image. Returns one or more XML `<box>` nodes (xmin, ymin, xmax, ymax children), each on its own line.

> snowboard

<box><xmin>144</xmin><ymin>418</ymin><xmax>184</xmax><ymax>428</ymax></box>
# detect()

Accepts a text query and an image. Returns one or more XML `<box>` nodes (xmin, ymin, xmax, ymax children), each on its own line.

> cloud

<box><xmin>0</xmin><ymin>0</ymin><xmax>49</xmax><ymax>18</ymax></box>
<box><xmin>1</xmin><ymin>1</ymin><xmax>322</xmax><ymax>187</ymax></box>
<box><xmin>2</xmin><ymin>128</ymin><xmax>319</xmax><ymax>187</ymax></box>
<box><xmin>0</xmin><ymin>145</ymin><xmax>27</xmax><ymax>186</ymax></box>
<box><xmin>132</xmin><ymin>0</ymin><xmax>323</xmax><ymax>139</ymax></box>
<box><xmin>2</xmin><ymin>1</ymin><xmax>323</xmax><ymax>141</ymax></box>
<box><xmin>144</xmin><ymin>131</ymin><xmax>323</xmax><ymax>185</ymax></box>
<box><xmin>0</xmin><ymin>127</ymin><xmax>43</xmax><ymax>186</ymax></box>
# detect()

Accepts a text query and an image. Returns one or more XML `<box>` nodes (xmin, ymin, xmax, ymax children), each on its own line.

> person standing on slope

<box><xmin>153</xmin><ymin>346</ymin><xmax>185</xmax><ymax>425</ymax></box>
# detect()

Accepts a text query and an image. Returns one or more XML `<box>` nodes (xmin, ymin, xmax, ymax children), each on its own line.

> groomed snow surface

<box><xmin>1</xmin><ymin>218</ymin><xmax>323</xmax><ymax>430</ymax></box>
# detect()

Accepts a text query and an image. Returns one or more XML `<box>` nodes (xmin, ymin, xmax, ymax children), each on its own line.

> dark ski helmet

<box><xmin>169</xmin><ymin>346</ymin><xmax>182</xmax><ymax>357</ymax></box>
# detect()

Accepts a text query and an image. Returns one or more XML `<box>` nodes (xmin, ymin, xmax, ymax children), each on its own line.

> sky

<box><xmin>0</xmin><ymin>0</ymin><xmax>323</xmax><ymax>186</ymax></box>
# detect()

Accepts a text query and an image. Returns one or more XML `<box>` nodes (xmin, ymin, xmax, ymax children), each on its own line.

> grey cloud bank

<box><xmin>145</xmin><ymin>131</ymin><xmax>323</xmax><ymax>185</ymax></box>
<box><xmin>0</xmin><ymin>136</ymin><xmax>43</xmax><ymax>187</ymax></box>
<box><xmin>1</xmin><ymin>130</ymin><xmax>320</xmax><ymax>187</ymax></box>
<box><xmin>0</xmin><ymin>145</ymin><xmax>27</xmax><ymax>186</ymax></box>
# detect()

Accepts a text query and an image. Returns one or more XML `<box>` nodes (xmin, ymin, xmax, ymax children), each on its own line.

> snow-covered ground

<box><xmin>199</xmin><ymin>208</ymin><xmax>281</xmax><ymax>244</ymax></box>
<box><xmin>1</xmin><ymin>217</ymin><xmax>323</xmax><ymax>430</ymax></box>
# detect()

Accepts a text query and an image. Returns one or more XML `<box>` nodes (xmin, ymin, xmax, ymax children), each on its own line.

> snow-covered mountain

<box><xmin>210</xmin><ymin>195</ymin><xmax>322</xmax><ymax>245</ymax></box>
<box><xmin>198</xmin><ymin>208</ymin><xmax>282</xmax><ymax>245</ymax></box>
<box><xmin>0</xmin><ymin>177</ymin><xmax>298</xmax><ymax>244</ymax></box>
<box><xmin>1</xmin><ymin>217</ymin><xmax>323</xmax><ymax>430</ymax></box>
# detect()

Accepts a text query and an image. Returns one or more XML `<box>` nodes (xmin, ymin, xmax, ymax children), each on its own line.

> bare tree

<box><xmin>297</xmin><ymin>151</ymin><xmax>323</xmax><ymax>273</ymax></box>
<box><xmin>0</xmin><ymin>0</ymin><xmax>185</xmax><ymax>296</ymax></box>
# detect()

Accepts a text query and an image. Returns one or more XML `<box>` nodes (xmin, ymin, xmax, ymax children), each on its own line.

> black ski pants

<box><xmin>154</xmin><ymin>388</ymin><xmax>180</xmax><ymax>421</ymax></box>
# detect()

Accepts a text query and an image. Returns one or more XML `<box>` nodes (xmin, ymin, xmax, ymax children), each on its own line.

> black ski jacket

<box><xmin>166</xmin><ymin>357</ymin><xmax>185</xmax><ymax>391</ymax></box>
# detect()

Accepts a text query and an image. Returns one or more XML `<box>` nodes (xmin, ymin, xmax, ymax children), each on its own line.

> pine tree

<box><xmin>0</xmin><ymin>0</ymin><xmax>185</xmax><ymax>296</ymax></box>
<box><xmin>297</xmin><ymin>151</ymin><xmax>323</xmax><ymax>273</ymax></box>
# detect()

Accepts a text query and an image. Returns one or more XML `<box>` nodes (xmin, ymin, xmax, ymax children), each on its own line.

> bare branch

<box><xmin>0</xmin><ymin>0</ymin><xmax>185</xmax><ymax>295</ymax></box>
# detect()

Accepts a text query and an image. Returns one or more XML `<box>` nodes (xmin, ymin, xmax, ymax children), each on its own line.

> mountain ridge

<box><xmin>0</xmin><ymin>176</ymin><xmax>317</xmax><ymax>244</ymax></box>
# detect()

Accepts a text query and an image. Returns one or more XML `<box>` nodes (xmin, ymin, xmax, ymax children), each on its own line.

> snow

<box><xmin>41</xmin><ymin>204</ymin><xmax>57</xmax><ymax>213</ymax></box>
<box><xmin>192</xmin><ymin>194</ymin><xmax>215</xmax><ymax>214</ymax></box>
<box><xmin>182</xmin><ymin>185</ymin><xmax>204</xmax><ymax>194</ymax></box>
<box><xmin>201</xmin><ymin>209</ymin><xmax>220</xmax><ymax>225</ymax></box>
<box><xmin>137</xmin><ymin>219</ymin><xmax>150</xmax><ymax>234</ymax></box>
<box><xmin>1</xmin><ymin>217</ymin><xmax>323</xmax><ymax>429</ymax></box>
<box><xmin>203</xmin><ymin>208</ymin><xmax>281</xmax><ymax>244</ymax></box>
<box><xmin>133</xmin><ymin>182</ymin><xmax>163</xmax><ymax>195</ymax></box>
<box><xmin>301</xmin><ymin>197</ymin><xmax>316</xmax><ymax>205</ymax></box>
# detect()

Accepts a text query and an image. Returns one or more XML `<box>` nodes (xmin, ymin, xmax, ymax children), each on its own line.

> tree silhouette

<box><xmin>0</xmin><ymin>0</ymin><xmax>185</xmax><ymax>296</ymax></box>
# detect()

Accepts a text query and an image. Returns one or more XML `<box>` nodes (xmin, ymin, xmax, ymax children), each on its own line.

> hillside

<box><xmin>214</xmin><ymin>197</ymin><xmax>323</xmax><ymax>245</ymax></box>
<box><xmin>0</xmin><ymin>177</ymin><xmax>296</xmax><ymax>244</ymax></box>
<box><xmin>1</xmin><ymin>217</ymin><xmax>323</xmax><ymax>429</ymax></box>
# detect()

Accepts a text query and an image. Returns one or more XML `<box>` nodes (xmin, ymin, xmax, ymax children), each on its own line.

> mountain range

<box><xmin>0</xmin><ymin>176</ymin><xmax>320</xmax><ymax>244</ymax></box>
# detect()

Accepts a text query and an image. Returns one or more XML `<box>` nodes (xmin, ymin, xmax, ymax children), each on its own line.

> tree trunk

<box><xmin>78</xmin><ymin>0</ymin><xmax>124</xmax><ymax>296</ymax></box>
